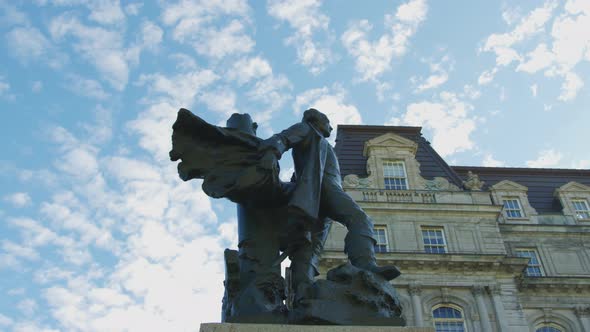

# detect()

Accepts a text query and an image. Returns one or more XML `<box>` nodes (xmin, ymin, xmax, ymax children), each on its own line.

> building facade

<box><xmin>319</xmin><ymin>125</ymin><xmax>590</xmax><ymax>332</ymax></box>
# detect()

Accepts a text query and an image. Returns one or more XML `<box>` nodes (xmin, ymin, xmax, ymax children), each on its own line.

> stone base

<box><xmin>200</xmin><ymin>323</ymin><xmax>434</xmax><ymax>332</ymax></box>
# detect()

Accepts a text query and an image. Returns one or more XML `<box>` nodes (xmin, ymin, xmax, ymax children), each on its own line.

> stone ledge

<box><xmin>200</xmin><ymin>323</ymin><xmax>434</xmax><ymax>332</ymax></box>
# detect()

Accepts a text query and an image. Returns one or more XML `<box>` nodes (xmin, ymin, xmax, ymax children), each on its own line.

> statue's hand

<box><xmin>258</xmin><ymin>137</ymin><xmax>283</xmax><ymax>159</ymax></box>
<box><xmin>259</xmin><ymin>150</ymin><xmax>278</xmax><ymax>173</ymax></box>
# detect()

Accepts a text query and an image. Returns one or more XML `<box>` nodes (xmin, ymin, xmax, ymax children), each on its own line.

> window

<box><xmin>432</xmin><ymin>305</ymin><xmax>466</xmax><ymax>332</ymax></box>
<box><xmin>503</xmin><ymin>198</ymin><xmax>524</xmax><ymax>218</ymax></box>
<box><xmin>422</xmin><ymin>227</ymin><xmax>446</xmax><ymax>254</ymax></box>
<box><xmin>374</xmin><ymin>226</ymin><xmax>388</xmax><ymax>253</ymax></box>
<box><xmin>383</xmin><ymin>161</ymin><xmax>408</xmax><ymax>190</ymax></box>
<box><xmin>572</xmin><ymin>199</ymin><xmax>590</xmax><ymax>220</ymax></box>
<box><xmin>515</xmin><ymin>249</ymin><xmax>544</xmax><ymax>277</ymax></box>
<box><xmin>535</xmin><ymin>323</ymin><xmax>564</xmax><ymax>332</ymax></box>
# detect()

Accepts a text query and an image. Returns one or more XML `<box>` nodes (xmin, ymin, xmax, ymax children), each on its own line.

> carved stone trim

<box><xmin>471</xmin><ymin>285</ymin><xmax>485</xmax><ymax>296</ymax></box>
<box><xmin>408</xmin><ymin>283</ymin><xmax>422</xmax><ymax>296</ymax></box>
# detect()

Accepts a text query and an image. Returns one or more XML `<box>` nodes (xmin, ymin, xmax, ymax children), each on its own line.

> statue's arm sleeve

<box><xmin>259</xmin><ymin>122</ymin><xmax>311</xmax><ymax>158</ymax></box>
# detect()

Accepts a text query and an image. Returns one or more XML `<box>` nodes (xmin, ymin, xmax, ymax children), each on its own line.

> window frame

<box><xmin>571</xmin><ymin>198</ymin><xmax>590</xmax><ymax>220</ymax></box>
<box><xmin>373</xmin><ymin>225</ymin><xmax>389</xmax><ymax>253</ymax></box>
<box><xmin>432</xmin><ymin>304</ymin><xmax>467</xmax><ymax>332</ymax></box>
<box><xmin>514</xmin><ymin>248</ymin><xmax>545</xmax><ymax>277</ymax></box>
<box><xmin>535</xmin><ymin>323</ymin><xmax>564</xmax><ymax>332</ymax></box>
<box><xmin>421</xmin><ymin>226</ymin><xmax>447</xmax><ymax>254</ymax></box>
<box><xmin>502</xmin><ymin>197</ymin><xmax>525</xmax><ymax>219</ymax></box>
<box><xmin>383</xmin><ymin>160</ymin><xmax>409</xmax><ymax>190</ymax></box>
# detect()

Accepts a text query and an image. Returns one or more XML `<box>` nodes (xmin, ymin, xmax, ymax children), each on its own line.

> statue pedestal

<box><xmin>200</xmin><ymin>323</ymin><xmax>434</xmax><ymax>332</ymax></box>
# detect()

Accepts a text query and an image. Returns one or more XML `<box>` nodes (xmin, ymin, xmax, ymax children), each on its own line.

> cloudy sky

<box><xmin>1</xmin><ymin>0</ymin><xmax>589</xmax><ymax>330</ymax></box>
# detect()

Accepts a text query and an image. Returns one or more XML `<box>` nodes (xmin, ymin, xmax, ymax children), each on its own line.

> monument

<box><xmin>170</xmin><ymin>108</ymin><xmax>410</xmax><ymax>328</ymax></box>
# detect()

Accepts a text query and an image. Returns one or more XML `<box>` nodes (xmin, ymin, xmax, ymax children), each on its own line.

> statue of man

<box><xmin>258</xmin><ymin>109</ymin><xmax>400</xmax><ymax>295</ymax></box>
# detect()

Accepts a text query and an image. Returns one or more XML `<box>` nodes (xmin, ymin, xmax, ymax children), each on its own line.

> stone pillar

<box><xmin>472</xmin><ymin>286</ymin><xmax>493</xmax><ymax>332</ymax></box>
<box><xmin>575</xmin><ymin>306</ymin><xmax>590</xmax><ymax>331</ymax></box>
<box><xmin>409</xmin><ymin>284</ymin><xmax>424</xmax><ymax>327</ymax></box>
<box><xmin>488</xmin><ymin>285</ymin><xmax>509</xmax><ymax>331</ymax></box>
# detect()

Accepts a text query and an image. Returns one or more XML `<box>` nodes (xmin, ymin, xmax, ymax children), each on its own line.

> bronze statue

<box><xmin>170</xmin><ymin>108</ymin><xmax>404</xmax><ymax>326</ymax></box>
<box><xmin>257</xmin><ymin>109</ymin><xmax>400</xmax><ymax>297</ymax></box>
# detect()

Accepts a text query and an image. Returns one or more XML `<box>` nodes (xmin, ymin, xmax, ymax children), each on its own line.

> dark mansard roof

<box><xmin>452</xmin><ymin>166</ymin><xmax>590</xmax><ymax>213</ymax></box>
<box><xmin>334</xmin><ymin>125</ymin><xmax>590</xmax><ymax>214</ymax></box>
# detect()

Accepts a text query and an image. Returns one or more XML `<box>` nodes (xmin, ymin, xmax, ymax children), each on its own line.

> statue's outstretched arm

<box><xmin>258</xmin><ymin>122</ymin><xmax>311</xmax><ymax>159</ymax></box>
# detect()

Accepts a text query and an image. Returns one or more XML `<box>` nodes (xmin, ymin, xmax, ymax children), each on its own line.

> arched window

<box><xmin>535</xmin><ymin>323</ymin><xmax>564</xmax><ymax>332</ymax></box>
<box><xmin>432</xmin><ymin>304</ymin><xmax>466</xmax><ymax>332</ymax></box>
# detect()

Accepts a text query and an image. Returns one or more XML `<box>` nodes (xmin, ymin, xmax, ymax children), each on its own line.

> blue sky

<box><xmin>1</xmin><ymin>0</ymin><xmax>589</xmax><ymax>330</ymax></box>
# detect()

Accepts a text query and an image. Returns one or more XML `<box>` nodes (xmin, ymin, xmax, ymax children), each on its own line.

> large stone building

<box><xmin>319</xmin><ymin>125</ymin><xmax>590</xmax><ymax>332</ymax></box>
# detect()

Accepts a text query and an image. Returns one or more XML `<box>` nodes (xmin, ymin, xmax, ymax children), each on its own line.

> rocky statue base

<box><xmin>200</xmin><ymin>323</ymin><xmax>433</xmax><ymax>332</ymax></box>
<box><xmin>290</xmin><ymin>263</ymin><xmax>405</xmax><ymax>326</ymax></box>
<box><xmin>224</xmin><ymin>259</ymin><xmax>405</xmax><ymax>326</ymax></box>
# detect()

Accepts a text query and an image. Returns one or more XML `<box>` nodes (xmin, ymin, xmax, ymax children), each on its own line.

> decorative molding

<box><xmin>490</xmin><ymin>180</ymin><xmax>538</xmax><ymax>223</ymax></box>
<box><xmin>361</xmin><ymin>132</ymin><xmax>460</xmax><ymax>191</ymax></box>
<box><xmin>462</xmin><ymin>171</ymin><xmax>485</xmax><ymax>191</ymax></box>
<box><xmin>554</xmin><ymin>181</ymin><xmax>590</xmax><ymax>224</ymax></box>
<box><xmin>490</xmin><ymin>180</ymin><xmax>528</xmax><ymax>192</ymax></box>
<box><xmin>471</xmin><ymin>285</ymin><xmax>485</xmax><ymax>296</ymax></box>
<box><xmin>419</xmin><ymin>177</ymin><xmax>461</xmax><ymax>191</ymax></box>
<box><xmin>555</xmin><ymin>181</ymin><xmax>590</xmax><ymax>194</ymax></box>
<box><xmin>409</xmin><ymin>283</ymin><xmax>423</xmax><ymax>296</ymax></box>
<box><xmin>342</xmin><ymin>174</ymin><xmax>373</xmax><ymax>189</ymax></box>
<box><xmin>363</xmin><ymin>132</ymin><xmax>418</xmax><ymax>157</ymax></box>
<box><xmin>488</xmin><ymin>284</ymin><xmax>502</xmax><ymax>296</ymax></box>
<box><xmin>575</xmin><ymin>306</ymin><xmax>590</xmax><ymax>318</ymax></box>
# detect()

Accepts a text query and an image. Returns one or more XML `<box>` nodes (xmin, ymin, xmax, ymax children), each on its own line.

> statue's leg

<box><xmin>320</xmin><ymin>182</ymin><xmax>401</xmax><ymax>281</ymax></box>
<box><xmin>230</xmin><ymin>204</ymin><xmax>286</xmax><ymax>322</ymax></box>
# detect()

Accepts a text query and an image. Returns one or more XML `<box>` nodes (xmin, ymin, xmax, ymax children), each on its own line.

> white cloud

<box><xmin>227</xmin><ymin>56</ymin><xmax>273</xmax><ymax>84</ymax></box>
<box><xmin>482</xmin><ymin>154</ymin><xmax>505</xmax><ymax>167</ymax></box>
<box><xmin>526</xmin><ymin>149</ymin><xmax>563</xmax><ymax>167</ymax></box>
<box><xmin>139</xmin><ymin>21</ymin><xmax>163</xmax><ymax>51</ymax></box>
<box><xmin>572</xmin><ymin>159</ymin><xmax>590</xmax><ymax>169</ymax></box>
<box><xmin>17</xmin><ymin>298</ymin><xmax>38</xmax><ymax>316</ymax></box>
<box><xmin>293</xmin><ymin>85</ymin><xmax>362</xmax><ymax>128</ymax></box>
<box><xmin>399</xmin><ymin>92</ymin><xmax>477</xmax><ymax>157</ymax></box>
<box><xmin>194</xmin><ymin>20</ymin><xmax>254</xmax><ymax>58</ymax></box>
<box><xmin>0</xmin><ymin>75</ymin><xmax>15</xmax><ymax>100</ymax></box>
<box><xmin>32</xmin><ymin>80</ymin><xmax>43</xmax><ymax>92</ymax></box>
<box><xmin>87</xmin><ymin>0</ymin><xmax>125</xmax><ymax>25</ymax></box>
<box><xmin>0</xmin><ymin>313</ymin><xmax>13</xmax><ymax>327</ymax></box>
<box><xmin>267</xmin><ymin>0</ymin><xmax>332</xmax><ymax>74</ymax></box>
<box><xmin>65</xmin><ymin>74</ymin><xmax>110</xmax><ymax>100</ymax></box>
<box><xmin>477</xmin><ymin>68</ymin><xmax>497</xmax><ymax>86</ymax></box>
<box><xmin>558</xmin><ymin>71</ymin><xmax>583</xmax><ymax>101</ymax></box>
<box><xmin>3</xmin><ymin>192</ymin><xmax>32</xmax><ymax>208</ymax></box>
<box><xmin>481</xmin><ymin>1</ymin><xmax>590</xmax><ymax>101</ymax></box>
<box><xmin>161</xmin><ymin>0</ymin><xmax>252</xmax><ymax>59</ymax></box>
<box><xmin>530</xmin><ymin>83</ymin><xmax>538</xmax><ymax>96</ymax></box>
<box><xmin>482</xmin><ymin>2</ymin><xmax>557</xmax><ymax>67</ymax></box>
<box><xmin>136</xmin><ymin>69</ymin><xmax>218</xmax><ymax>107</ymax></box>
<box><xmin>0</xmin><ymin>2</ymin><xmax>29</xmax><ymax>27</ymax></box>
<box><xmin>123</xmin><ymin>3</ymin><xmax>142</xmax><ymax>15</ymax></box>
<box><xmin>414</xmin><ymin>55</ymin><xmax>452</xmax><ymax>93</ymax></box>
<box><xmin>199</xmin><ymin>88</ymin><xmax>238</xmax><ymax>117</ymax></box>
<box><xmin>5</xmin><ymin>26</ymin><xmax>65</xmax><ymax>68</ymax></box>
<box><xmin>48</xmin><ymin>14</ymin><xmax>145</xmax><ymax>90</ymax></box>
<box><xmin>342</xmin><ymin>0</ymin><xmax>427</xmax><ymax>82</ymax></box>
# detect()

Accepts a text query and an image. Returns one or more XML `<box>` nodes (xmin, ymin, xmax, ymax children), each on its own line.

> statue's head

<box><xmin>226</xmin><ymin>113</ymin><xmax>258</xmax><ymax>136</ymax></box>
<box><xmin>303</xmin><ymin>108</ymin><xmax>332</xmax><ymax>138</ymax></box>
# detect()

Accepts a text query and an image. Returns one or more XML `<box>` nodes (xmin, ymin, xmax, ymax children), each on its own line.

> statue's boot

<box><xmin>289</xmin><ymin>241</ymin><xmax>317</xmax><ymax>304</ymax></box>
<box><xmin>344</xmin><ymin>233</ymin><xmax>401</xmax><ymax>281</ymax></box>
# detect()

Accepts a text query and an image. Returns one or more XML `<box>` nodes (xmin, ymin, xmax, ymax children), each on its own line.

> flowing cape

<box><xmin>169</xmin><ymin>108</ymin><xmax>288</xmax><ymax>206</ymax></box>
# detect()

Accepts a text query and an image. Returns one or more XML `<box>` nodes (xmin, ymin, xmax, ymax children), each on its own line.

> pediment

<box><xmin>363</xmin><ymin>133</ymin><xmax>418</xmax><ymax>157</ymax></box>
<box><xmin>490</xmin><ymin>180</ymin><xmax>528</xmax><ymax>192</ymax></box>
<box><xmin>555</xmin><ymin>181</ymin><xmax>590</xmax><ymax>193</ymax></box>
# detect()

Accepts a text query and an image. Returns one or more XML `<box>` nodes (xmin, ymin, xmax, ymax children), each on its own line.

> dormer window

<box><xmin>383</xmin><ymin>161</ymin><xmax>408</xmax><ymax>190</ymax></box>
<box><xmin>572</xmin><ymin>199</ymin><xmax>590</xmax><ymax>220</ymax></box>
<box><xmin>503</xmin><ymin>198</ymin><xmax>524</xmax><ymax>218</ymax></box>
